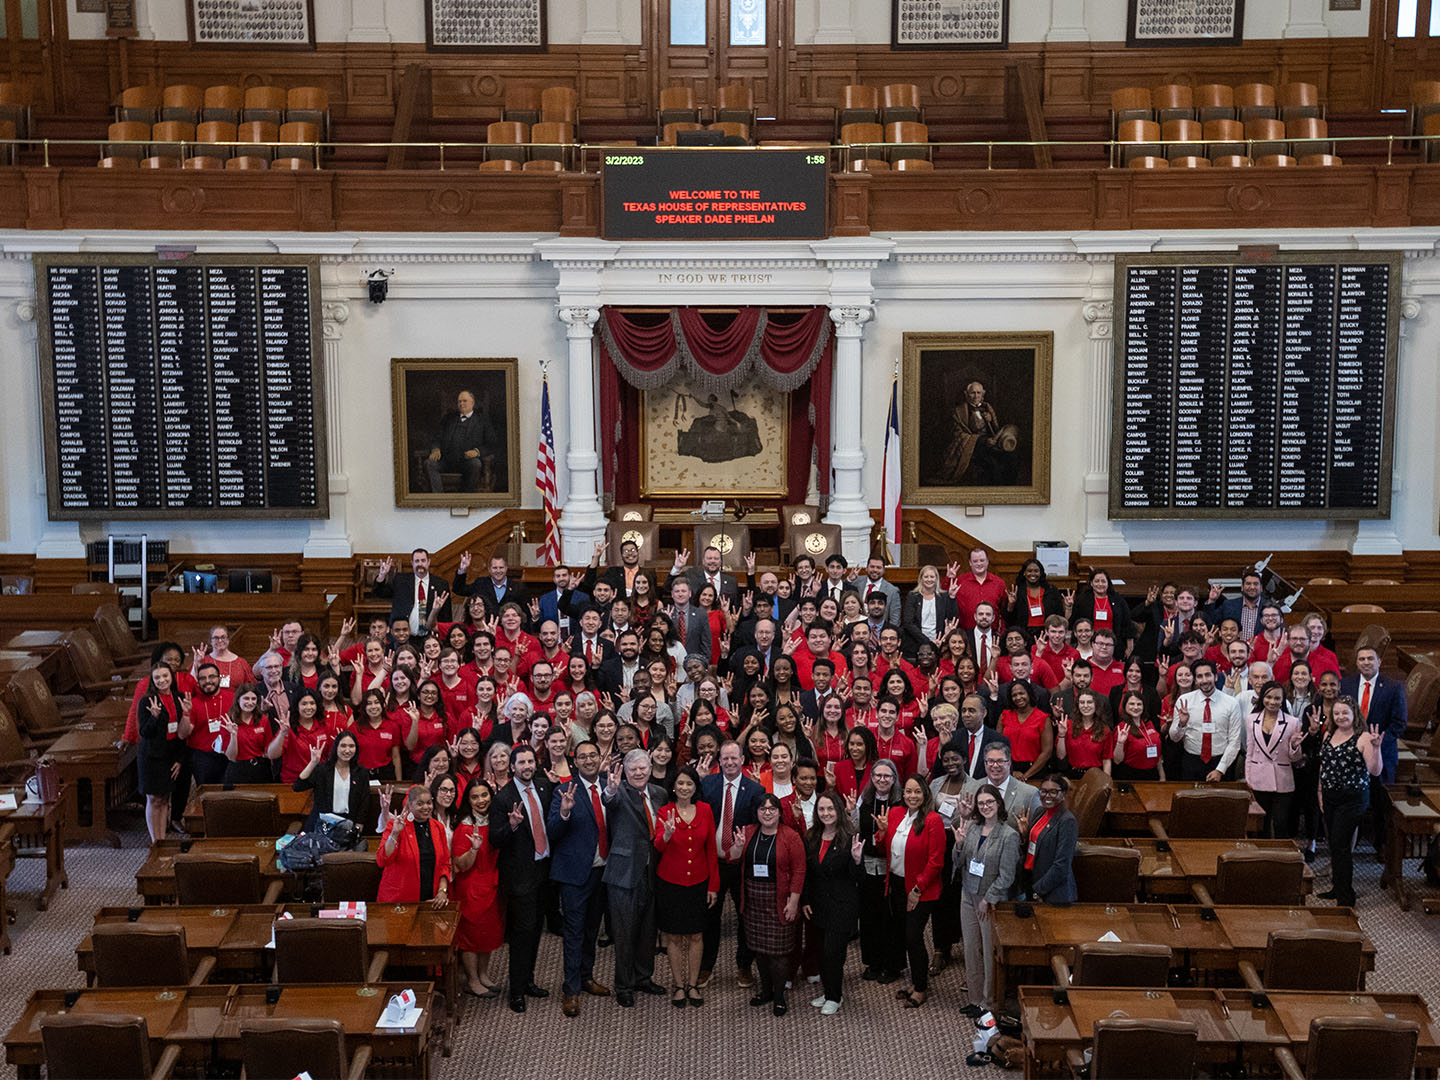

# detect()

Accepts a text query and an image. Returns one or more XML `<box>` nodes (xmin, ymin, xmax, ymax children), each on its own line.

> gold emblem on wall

<box><xmin>622</xmin><ymin>529</ymin><xmax>644</xmax><ymax>547</ymax></box>
<box><xmin>804</xmin><ymin>532</ymin><xmax>828</xmax><ymax>555</ymax></box>
<box><xmin>791</xmin><ymin>511</ymin><xmax>811</xmax><ymax>525</ymax></box>
<box><xmin>713</xmin><ymin>534</ymin><xmax>735</xmax><ymax>554</ymax></box>
<box><xmin>621</xmin><ymin>511</ymin><xmax>645</xmax><ymax>521</ymax></box>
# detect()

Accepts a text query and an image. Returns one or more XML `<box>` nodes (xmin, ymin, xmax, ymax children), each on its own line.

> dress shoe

<box><xmin>561</xmin><ymin>995</ymin><xmax>580</xmax><ymax>1018</ymax></box>
<box><xmin>861</xmin><ymin>966</ymin><xmax>880</xmax><ymax>981</ymax></box>
<box><xmin>736</xmin><ymin>969</ymin><xmax>755</xmax><ymax>988</ymax></box>
<box><xmin>1318</xmin><ymin>889</ymin><xmax>1339</xmax><ymax>900</ymax></box>
<box><xmin>508</xmin><ymin>997</ymin><xmax>526</xmax><ymax>1014</ymax></box>
<box><xmin>772</xmin><ymin>1001</ymin><xmax>788</xmax><ymax>1017</ymax></box>
<box><xmin>695</xmin><ymin>968</ymin><xmax>713</xmax><ymax>989</ymax></box>
<box><xmin>582</xmin><ymin>979</ymin><xmax>610</xmax><ymax>996</ymax></box>
<box><xmin>637</xmin><ymin>979</ymin><xmax>667</xmax><ymax>996</ymax></box>
<box><xmin>524</xmin><ymin>983</ymin><xmax>550</xmax><ymax>998</ymax></box>
<box><xmin>875</xmin><ymin>969</ymin><xmax>898</xmax><ymax>984</ymax></box>
<box><xmin>615</xmin><ymin>991</ymin><xmax>636</xmax><ymax>1008</ymax></box>
<box><xmin>749</xmin><ymin>991</ymin><xmax>773</xmax><ymax>1007</ymax></box>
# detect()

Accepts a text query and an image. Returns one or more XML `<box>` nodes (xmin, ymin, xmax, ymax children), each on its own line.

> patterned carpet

<box><xmin>2</xmin><ymin>809</ymin><xmax>1438</xmax><ymax>1079</ymax></box>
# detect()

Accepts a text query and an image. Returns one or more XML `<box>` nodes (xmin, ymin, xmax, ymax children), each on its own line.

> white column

<box><xmin>581</xmin><ymin>0</ymin><xmax>625</xmax><ymax>45</ymax></box>
<box><xmin>1282</xmin><ymin>0</ymin><xmax>1329</xmax><ymax>37</ymax></box>
<box><xmin>825</xmin><ymin>306</ymin><xmax>874</xmax><ymax>563</ymax></box>
<box><xmin>813</xmin><ymin>0</ymin><xmax>858</xmax><ymax>45</ymax></box>
<box><xmin>347</xmin><ymin>0</ymin><xmax>392</xmax><ymax>42</ymax></box>
<box><xmin>1079</xmin><ymin>255</ymin><xmax>1130</xmax><ymax>557</ymax></box>
<box><xmin>304</xmin><ymin>300</ymin><xmax>354</xmax><ymax>558</ymax></box>
<box><xmin>132</xmin><ymin>0</ymin><xmax>155</xmax><ymax>39</ymax></box>
<box><xmin>558</xmin><ymin>305</ymin><xmax>607</xmax><ymax>562</ymax></box>
<box><xmin>1046</xmin><ymin>0</ymin><xmax>1090</xmax><ymax>42</ymax></box>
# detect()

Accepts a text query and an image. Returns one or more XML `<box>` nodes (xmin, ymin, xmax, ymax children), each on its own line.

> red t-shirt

<box><xmin>1117</xmin><ymin>722</ymin><xmax>1163</xmax><ymax>772</ymax></box>
<box><xmin>1087</xmin><ymin>659</ymin><xmax>1127</xmax><ymax>697</ymax></box>
<box><xmin>230</xmin><ymin>717</ymin><xmax>273</xmax><ymax>762</ymax></box>
<box><xmin>279</xmin><ymin>720</ymin><xmax>329</xmax><ymax>784</ymax></box>
<box><xmin>792</xmin><ymin>647</ymin><xmax>849</xmax><ymax>692</ymax></box>
<box><xmin>496</xmin><ymin>630</ymin><xmax>541</xmax><ymax>678</ymax></box>
<box><xmin>997</xmin><ymin>655</ymin><xmax>1059</xmax><ymax>690</ymax></box>
<box><xmin>1001</xmin><ymin>708</ymin><xmax>1048</xmax><ymax>764</ymax></box>
<box><xmin>186</xmin><ymin>689</ymin><xmax>234</xmax><ymax>752</ymax></box>
<box><xmin>438</xmin><ymin>677</ymin><xmax>478</xmax><ymax>736</ymax></box>
<box><xmin>203</xmin><ymin>654</ymin><xmax>254</xmax><ymax>690</ymax></box>
<box><xmin>1063</xmin><ymin>723</ymin><xmax>1115</xmax><ymax>770</ymax></box>
<box><xmin>353</xmin><ymin>718</ymin><xmax>402</xmax><ymax>772</ymax></box>
<box><xmin>873</xmin><ymin>730</ymin><xmax>917</xmax><ymax>776</ymax></box>
<box><xmin>323</xmin><ymin>705</ymin><xmax>354</xmax><ymax>735</ymax></box>
<box><xmin>409</xmin><ymin>710</ymin><xmax>447</xmax><ymax>758</ymax></box>
<box><xmin>1034</xmin><ymin>642</ymin><xmax>1080</xmax><ymax>676</ymax></box>
<box><xmin>875</xmin><ymin>655</ymin><xmax>927</xmax><ymax>698</ymax></box>
<box><xmin>955</xmin><ymin>573</ymin><xmax>1008</xmax><ymax>630</ymax></box>
<box><xmin>1272</xmin><ymin>645</ymin><xmax>1341</xmax><ymax>684</ymax></box>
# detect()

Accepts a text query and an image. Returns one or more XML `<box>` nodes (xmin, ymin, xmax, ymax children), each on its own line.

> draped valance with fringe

<box><xmin>597</xmin><ymin>306</ymin><xmax>833</xmax><ymax>504</ymax></box>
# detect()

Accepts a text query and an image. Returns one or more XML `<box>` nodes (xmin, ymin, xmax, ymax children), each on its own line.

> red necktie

<box><xmin>721</xmin><ymin>781</ymin><xmax>734</xmax><ymax>855</ymax></box>
<box><xmin>525</xmin><ymin>785</ymin><xmax>548</xmax><ymax>857</ymax></box>
<box><xmin>1360</xmin><ymin>681</ymin><xmax>1372</xmax><ymax>719</ymax></box>
<box><xmin>417</xmin><ymin>580</ymin><xmax>426</xmax><ymax>606</ymax></box>
<box><xmin>590</xmin><ymin>784</ymin><xmax>608</xmax><ymax>858</ymax></box>
<box><xmin>1200</xmin><ymin>697</ymin><xmax>1213</xmax><ymax>761</ymax></box>
<box><xmin>979</xmin><ymin>634</ymin><xmax>989</xmax><ymax>670</ymax></box>
<box><xmin>865</xmin><ymin>582</ymin><xmax>873</xmax><ymax>599</ymax></box>
<box><xmin>586</xmin><ymin>640</ymin><xmax>596</xmax><ymax>667</ymax></box>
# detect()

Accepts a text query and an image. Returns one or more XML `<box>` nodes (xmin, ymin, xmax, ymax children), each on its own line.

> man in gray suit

<box><xmin>670</xmin><ymin>546</ymin><xmax>740</xmax><ymax>608</ymax></box>
<box><xmin>602</xmin><ymin>749</ymin><xmax>668</xmax><ymax>1006</ymax></box>
<box><xmin>963</xmin><ymin>743</ymin><xmax>1040</xmax><ymax>831</ymax></box>
<box><xmin>666</xmin><ymin>578</ymin><xmax>712</xmax><ymax>660</ymax></box>
<box><xmin>858</xmin><ymin>555</ymin><xmax>902</xmax><ymax>630</ymax></box>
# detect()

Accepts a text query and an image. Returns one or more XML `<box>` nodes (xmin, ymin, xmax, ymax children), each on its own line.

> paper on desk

<box><xmin>376</xmin><ymin>1006</ymin><xmax>423</xmax><ymax>1030</ymax></box>
<box><xmin>1097</xmin><ymin>930</ymin><xmax>1121</xmax><ymax>942</ymax></box>
<box><xmin>0</xmin><ymin>793</ymin><xmax>17</xmax><ymax>811</ymax></box>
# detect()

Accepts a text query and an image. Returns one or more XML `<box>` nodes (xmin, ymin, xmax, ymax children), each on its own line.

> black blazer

<box><xmin>453</xmin><ymin>573</ymin><xmax>529</xmax><ymax>617</ymax></box>
<box><xmin>373</xmin><ymin>572</ymin><xmax>453</xmax><ymax>627</ymax></box>
<box><xmin>698</xmin><ymin>772</ymin><xmax>765</xmax><ymax>848</ymax></box>
<box><xmin>900</xmin><ymin>591</ymin><xmax>961</xmax><ymax>657</ymax></box>
<box><xmin>803</xmin><ymin>832</ymin><xmax>862</xmax><ymax>926</ymax></box>
<box><xmin>490</xmin><ymin>776</ymin><xmax>555</xmax><ymax>896</ymax></box>
<box><xmin>1005</xmin><ymin>583</ymin><xmax>1066</xmax><ymax>632</ymax></box>
<box><xmin>1030</xmin><ymin>807</ymin><xmax>1078</xmax><ymax>905</ymax></box>
<box><xmin>942</xmin><ymin>726</ymin><xmax>1012</xmax><ymax>781</ymax></box>
<box><xmin>293</xmin><ymin>761</ymin><xmax>372</xmax><ymax>830</ymax></box>
<box><xmin>1070</xmin><ymin>591</ymin><xmax>1136</xmax><ymax>645</ymax></box>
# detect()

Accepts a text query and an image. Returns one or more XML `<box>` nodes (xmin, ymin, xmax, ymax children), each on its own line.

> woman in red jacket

<box><xmin>873</xmin><ymin>774</ymin><xmax>946</xmax><ymax>1008</ymax></box>
<box><xmin>654</xmin><ymin>765</ymin><xmax>720</xmax><ymax>1007</ymax></box>
<box><xmin>377</xmin><ymin>784</ymin><xmax>451</xmax><ymax>907</ymax></box>
<box><xmin>451</xmin><ymin>778</ymin><xmax>503</xmax><ymax>997</ymax></box>
<box><xmin>734</xmin><ymin>794</ymin><xmax>806</xmax><ymax>1016</ymax></box>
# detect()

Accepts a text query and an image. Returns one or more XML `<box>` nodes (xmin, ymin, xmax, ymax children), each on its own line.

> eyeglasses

<box><xmin>1039</xmin><ymin>788</ymin><xmax>1063</xmax><ymax>799</ymax></box>
<box><xmin>975</xmin><ymin>798</ymin><xmax>998</xmax><ymax>809</ymax></box>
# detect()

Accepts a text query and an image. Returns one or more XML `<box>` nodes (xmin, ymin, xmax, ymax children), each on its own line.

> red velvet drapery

<box><xmin>597</xmin><ymin>307</ymin><xmax>832</xmax><ymax>504</ymax></box>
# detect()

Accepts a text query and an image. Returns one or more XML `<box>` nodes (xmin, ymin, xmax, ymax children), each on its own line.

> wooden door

<box><xmin>653</xmin><ymin>0</ymin><xmax>785</xmax><ymax>121</ymax></box>
<box><xmin>1374</xmin><ymin>0</ymin><xmax>1440</xmax><ymax>107</ymax></box>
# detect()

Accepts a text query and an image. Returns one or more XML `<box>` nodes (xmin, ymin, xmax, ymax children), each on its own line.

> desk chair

<box><xmin>201</xmin><ymin>791</ymin><xmax>282</xmax><ymax>838</ymax></box>
<box><xmin>1353</xmin><ymin>623</ymin><xmax>1391</xmax><ymax>660</ymax></box>
<box><xmin>1072</xmin><ymin>844</ymin><xmax>1140</xmax><ymax>903</ymax></box>
<box><xmin>606</xmin><ymin>522</ymin><xmax>660</xmax><ymax>567</ymax></box>
<box><xmin>1081</xmin><ymin>1018</ymin><xmax>1198</xmax><ymax>1080</ymax></box>
<box><xmin>59</xmin><ymin>628</ymin><xmax>143</xmax><ymax>699</ymax></box>
<box><xmin>274</xmin><ymin>918</ymin><xmax>388</xmax><ymax>984</ymax></box>
<box><xmin>612</xmin><ymin>504</ymin><xmax>653</xmax><ymax>522</ymax></box>
<box><xmin>784</xmin><ymin>524</ymin><xmax>842</xmax><ymax>566</ymax></box>
<box><xmin>1238</xmin><ymin>929</ymin><xmax>1366</xmax><ymax>993</ymax></box>
<box><xmin>1153</xmin><ymin>788</ymin><xmax>1252</xmax><ymax>840</ymax></box>
<box><xmin>91</xmin><ymin>922</ymin><xmax>216</xmax><ymax>987</ymax></box>
<box><xmin>93</xmin><ymin>603</ymin><xmax>150</xmax><ymax>664</ymax></box>
<box><xmin>7</xmin><ymin>668</ymin><xmax>87</xmax><ymax>746</ymax></box>
<box><xmin>240</xmin><ymin>1017</ymin><xmax>371</xmax><ymax>1080</ymax></box>
<box><xmin>40</xmin><ymin>1013</ymin><xmax>181</xmax><ymax>1080</ymax></box>
<box><xmin>174</xmin><ymin>853</ymin><xmax>282</xmax><ymax>905</ymax></box>
<box><xmin>1054</xmin><ymin>942</ymin><xmax>1172</xmax><ymax>988</ymax></box>
<box><xmin>1194</xmin><ymin>848</ymin><xmax>1305</xmax><ymax>906</ymax></box>
<box><xmin>693</xmin><ymin>523</ymin><xmax>750</xmax><ymax>574</ymax></box>
<box><xmin>1068</xmin><ymin>769</ymin><xmax>1113</xmax><ymax>837</ymax></box>
<box><xmin>321</xmin><ymin>850</ymin><xmax>383</xmax><ymax>903</ymax></box>
<box><xmin>1275</xmin><ymin>1017</ymin><xmax>1418</xmax><ymax>1080</ymax></box>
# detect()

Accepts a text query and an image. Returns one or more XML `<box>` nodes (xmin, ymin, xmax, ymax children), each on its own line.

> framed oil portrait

<box><xmin>901</xmin><ymin>331</ymin><xmax>1052</xmax><ymax>505</ymax></box>
<box><xmin>639</xmin><ymin>375</ymin><xmax>788</xmax><ymax>497</ymax></box>
<box><xmin>391</xmin><ymin>358</ymin><xmax>521</xmax><ymax>508</ymax></box>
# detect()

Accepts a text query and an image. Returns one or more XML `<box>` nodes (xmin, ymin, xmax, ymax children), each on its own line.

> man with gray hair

<box><xmin>602</xmin><ymin>748</ymin><xmax>668</xmax><ymax>1006</ymax></box>
<box><xmin>962</xmin><ymin>742</ymin><xmax>1040</xmax><ymax>829</ymax></box>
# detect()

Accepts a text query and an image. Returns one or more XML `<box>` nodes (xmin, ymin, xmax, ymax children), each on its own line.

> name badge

<box><xmin>968</xmin><ymin>858</ymin><xmax>986</xmax><ymax>877</ymax></box>
<box><xmin>1146</xmin><ymin>744</ymin><xmax>1158</xmax><ymax>759</ymax></box>
<box><xmin>752</xmin><ymin>863</ymin><xmax>770</xmax><ymax>878</ymax></box>
<box><xmin>167</xmin><ymin>721</ymin><xmax>178</xmax><ymax>735</ymax></box>
<box><xmin>1200</xmin><ymin>722</ymin><xmax>1214</xmax><ymax>733</ymax></box>
<box><xmin>1030</xmin><ymin>604</ymin><xmax>1043</xmax><ymax>617</ymax></box>
<box><xmin>209</xmin><ymin>719</ymin><xmax>222</xmax><ymax>734</ymax></box>
<box><xmin>1095</xmin><ymin>609</ymin><xmax>1110</xmax><ymax>621</ymax></box>
<box><xmin>938</xmin><ymin>800</ymin><xmax>955</xmax><ymax>819</ymax></box>
<box><xmin>1027</xmin><ymin>841</ymin><xmax>1038</xmax><ymax>856</ymax></box>
<box><xmin>219</xmin><ymin>675</ymin><xmax>231</xmax><ymax>688</ymax></box>
<box><xmin>380</xmin><ymin>731</ymin><xmax>393</xmax><ymax>741</ymax></box>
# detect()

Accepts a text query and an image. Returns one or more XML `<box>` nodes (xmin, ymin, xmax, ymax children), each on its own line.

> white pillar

<box><xmin>1282</xmin><ymin>0</ymin><xmax>1329</xmax><ymax>37</ymax></box>
<box><xmin>1046</xmin><ymin>0</ymin><xmax>1090</xmax><ymax>42</ymax></box>
<box><xmin>813</xmin><ymin>0</ymin><xmax>857</xmax><ymax>45</ymax></box>
<box><xmin>346</xmin><ymin>0</ymin><xmax>392</xmax><ymax>42</ymax></box>
<box><xmin>825</xmin><ymin>305</ymin><xmax>874</xmax><ymax>563</ymax></box>
<box><xmin>558</xmin><ymin>305</ymin><xmax>607</xmax><ymax>562</ymax></box>
<box><xmin>581</xmin><ymin>0</ymin><xmax>625</xmax><ymax>45</ymax></box>
<box><xmin>1079</xmin><ymin>255</ymin><xmax>1130</xmax><ymax>557</ymax></box>
<box><xmin>304</xmin><ymin>300</ymin><xmax>354</xmax><ymax>558</ymax></box>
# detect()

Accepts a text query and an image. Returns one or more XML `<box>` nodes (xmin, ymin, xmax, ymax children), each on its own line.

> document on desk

<box><xmin>377</xmin><ymin>1007</ymin><xmax>424</xmax><ymax>1031</ymax></box>
<box><xmin>1097</xmin><ymin>930</ymin><xmax>1121</xmax><ymax>942</ymax></box>
<box><xmin>0</xmin><ymin>793</ymin><xmax>17</xmax><ymax>811</ymax></box>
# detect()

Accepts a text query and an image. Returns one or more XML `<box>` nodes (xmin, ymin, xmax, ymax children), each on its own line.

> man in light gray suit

<box><xmin>666</xmin><ymin>578</ymin><xmax>712</xmax><ymax>660</ymax></box>
<box><xmin>602</xmin><ymin>749</ymin><xmax>668</xmax><ymax>1006</ymax></box>
<box><xmin>858</xmin><ymin>555</ymin><xmax>902</xmax><ymax>629</ymax></box>
<box><xmin>963</xmin><ymin>743</ymin><xmax>1040</xmax><ymax>831</ymax></box>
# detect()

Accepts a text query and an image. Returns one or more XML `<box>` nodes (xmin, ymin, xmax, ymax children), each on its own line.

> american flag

<box><xmin>536</xmin><ymin>374</ymin><xmax>562</xmax><ymax>565</ymax></box>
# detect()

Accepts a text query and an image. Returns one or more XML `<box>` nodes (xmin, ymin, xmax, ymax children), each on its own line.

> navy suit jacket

<box><xmin>1340</xmin><ymin>673</ymin><xmax>1408</xmax><ymax>783</ymax></box>
<box><xmin>547</xmin><ymin>775</ymin><xmax>608</xmax><ymax>887</ymax></box>
<box><xmin>698</xmin><ymin>772</ymin><xmax>765</xmax><ymax>852</ymax></box>
<box><xmin>538</xmin><ymin>588</ymin><xmax>590</xmax><ymax>628</ymax></box>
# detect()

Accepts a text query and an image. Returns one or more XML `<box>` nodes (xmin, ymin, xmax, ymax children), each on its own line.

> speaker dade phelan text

<box><xmin>622</xmin><ymin>188</ymin><xmax>809</xmax><ymax>225</ymax></box>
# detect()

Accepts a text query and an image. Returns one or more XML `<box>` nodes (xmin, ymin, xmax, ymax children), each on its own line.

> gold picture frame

<box><xmin>901</xmin><ymin>331</ymin><xmax>1052</xmax><ymax>505</ymax></box>
<box><xmin>391</xmin><ymin>358</ymin><xmax>521</xmax><ymax>508</ymax></box>
<box><xmin>639</xmin><ymin>375</ymin><xmax>789</xmax><ymax>497</ymax></box>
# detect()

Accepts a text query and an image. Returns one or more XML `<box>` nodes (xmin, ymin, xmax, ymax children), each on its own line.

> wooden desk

<box><xmin>149</xmin><ymin>591</ymin><xmax>335</xmax><ymax>667</ymax></box>
<box><xmin>1019</xmin><ymin>988</ymin><xmax>1439</xmax><ymax>1077</ymax></box>
<box><xmin>0</xmin><ymin>785</ymin><xmax>67</xmax><ymax>910</ymax></box>
<box><xmin>1381</xmin><ymin>783</ymin><xmax>1440</xmax><ymax>911</ymax></box>
<box><xmin>4</xmin><ymin>982</ymin><xmax>434</xmax><ymax>1079</ymax></box>
<box><xmin>181</xmin><ymin>784</ymin><xmax>313</xmax><ymax>836</ymax></box>
<box><xmin>1105</xmin><ymin>781</ymin><xmax>1264</xmax><ymax>834</ymax></box>
<box><xmin>0</xmin><ymin>596</ymin><xmax>105</xmax><ymax>640</ymax></box>
<box><xmin>1</xmin><ymin>631</ymin><xmax>68</xmax><ymax>651</ymax></box>
<box><xmin>1126</xmin><ymin>838</ymin><xmax>1313</xmax><ymax>900</ymax></box>
<box><xmin>0</xmin><ymin>821</ymin><xmax>14</xmax><ymax>955</ymax></box>
<box><xmin>136</xmin><ymin>837</ymin><xmax>380</xmax><ymax>905</ymax></box>
<box><xmin>44</xmin><ymin>727</ymin><xmax>135</xmax><ymax>848</ymax></box>
<box><xmin>76</xmin><ymin>902</ymin><xmax>459</xmax><ymax>1007</ymax></box>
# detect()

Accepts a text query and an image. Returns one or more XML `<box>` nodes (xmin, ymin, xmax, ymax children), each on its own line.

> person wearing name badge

<box><xmin>452</xmin><ymin>778</ymin><xmax>504</xmax><ymax>998</ymax></box>
<box><xmin>138</xmin><ymin>662</ymin><xmax>193</xmax><ymax>843</ymax></box>
<box><xmin>734</xmin><ymin>794</ymin><xmax>807</xmax><ymax>1016</ymax></box>
<box><xmin>196</xmin><ymin>625</ymin><xmax>253</xmax><ymax>690</ymax></box>
<box><xmin>1015</xmin><ymin>776</ymin><xmax>1077</xmax><ymax>906</ymax></box>
<box><xmin>218</xmin><ymin>683</ymin><xmax>280</xmax><ymax>788</ymax></box>
<box><xmin>353</xmin><ymin>688</ymin><xmax>405</xmax><ymax>782</ymax></box>
<box><xmin>1168</xmin><ymin>659</ymin><xmax>1243</xmax><ymax>782</ymax></box>
<box><xmin>801</xmin><ymin>791</ymin><xmax>863</xmax><ymax>1016</ymax></box>
<box><xmin>1243</xmin><ymin>680</ymin><xmax>1306</xmax><ymax>838</ymax></box>
<box><xmin>952</xmin><ymin>781</ymin><xmax>1020</xmax><ymax>1018</ymax></box>
<box><xmin>377</xmin><ymin>783</ymin><xmax>452</xmax><ymax>908</ymax></box>
<box><xmin>1070</xmin><ymin>569</ymin><xmax>1135</xmax><ymax>657</ymax></box>
<box><xmin>1111</xmin><ymin>690</ymin><xmax>1166</xmax><ymax>781</ymax></box>
<box><xmin>873</xmin><ymin>775</ymin><xmax>946</xmax><ymax>1009</ymax></box>
<box><xmin>1005</xmin><ymin>557</ymin><xmax>1068</xmax><ymax>633</ymax></box>
<box><xmin>186</xmin><ymin>660</ymin><xmax>234</xmax><ymax>788</ymax></box>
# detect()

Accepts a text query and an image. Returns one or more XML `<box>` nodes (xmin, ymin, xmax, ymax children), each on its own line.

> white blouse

<box><xmin>889</xmin><ymin>811</ymin><xmax>918</xmax><ymax>877</ymax></box>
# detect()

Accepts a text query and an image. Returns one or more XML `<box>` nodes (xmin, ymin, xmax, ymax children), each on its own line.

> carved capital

<box><xmin>14</xmin><ymin>296</ymin><xmax>35</xmax><ymax>324</ymax></box>
<box><xmin>1083</xmin><ymin>300</ymin><xmax>1113</xmax><ymax>341</ymax></box>
<box><xmin>829</xmin><ymin>305</ymin><xmax>873</xmax><ymax>336</ymax></box>
<box><xmin>558</xmin><ymin>305</ymin><xmax>601</xmax><ymax>334</ymax></box>
<box><xmin>321</xmin><ymin>300</ymin><xmax>350</xmax><ymax>341</ymax></box>
<box><xmin>1400</xmin><ymin>294</ymin><xmax>1421</xmax><ymax>338</ymax></box>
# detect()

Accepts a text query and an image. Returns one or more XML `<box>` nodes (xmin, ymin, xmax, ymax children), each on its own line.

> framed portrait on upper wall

<box><xmin>391</xmin><ymin>358</ymin><xmax>521</xmax><ymax>508</ymax></box>
<box><xmin>426</xmin><ymin>0</ymin><xmax>547</xmax><ymax>52</ymax></box>
<box><xmin>901</xmin><ymin>331</ymin><xmax>1052</xmax><ymax>505</ymax></box>
<box><xmin>187</xmin><ymin>0</ymin><xmax>316</xmax><ymax>48</ymax></box>
<box><xmin>1127</xmin><ymin>0</ymin><xmax>1244</xmax><ymax>47</ymax></box>
<box><xmin>892</xmin><ymin>0</ymin><xmax>1008</xmax><ymax>50</ymax></box>
<box><xmin>639</xmin><ymin>375</ymin><xmax>789</xmax><ymax>497</ymax></box>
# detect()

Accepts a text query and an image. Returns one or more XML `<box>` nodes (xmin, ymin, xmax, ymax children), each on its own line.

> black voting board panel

<box><xmin>1110</xmin><ymin>251</ymin><xmax>1399</xmax><ymax>520</ymax></box>
<box><xmin>36</xmin><ymin>254</ymin><xmax>327</xmax><ymax>520</ymax></box>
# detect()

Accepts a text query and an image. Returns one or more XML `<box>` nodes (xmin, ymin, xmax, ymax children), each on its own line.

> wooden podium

<box><xmin>148</xmin><ymin>590</ymin><xmax>337</xmax><ymax>660</ymax></box>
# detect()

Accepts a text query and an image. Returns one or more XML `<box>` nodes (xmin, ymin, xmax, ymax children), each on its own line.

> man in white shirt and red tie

<box><xmin>1169</xmin><ymin>659</ymin><xmax>1242</xmax><ymax>781</ymax></box>
<box><xmin>859</xmin><ymin>556</ymin><xmax>901</xmax><ymax>628</ymax></box>
<box><xmin>1341</xmin><ymin>645</ymin><xmax>1407</xmax><ymax>785</ymax></box>
<box><xmin>698</xmin><ymin>741</ymin><xmax>765</xmax><ymax>988</ymax></box>
<box><xmin>547</xmin><ymin>740</ymin><xmax>613</xmax><ymax>1017</ymax></box>
<box><xmin>971</xmin><ymin>602</ymin><xmax>1000</xmax><ymax>675</ymax></box>
<box><xmin>372</xmin><ymin>548</ymin><xmax>452</xmax><ymax>635</ymax></box>
<box><xmin>571</xmin><ymin>606</ymin><xmax>617</xmax><ymax>672</ymax></box>
<box><xmin>670</xmin><ymin>546</ymin><xmax>740</xmax><ymax>607</ymax></box>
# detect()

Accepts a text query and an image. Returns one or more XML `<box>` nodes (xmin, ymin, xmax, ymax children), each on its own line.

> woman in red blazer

<box><xmin>873</xmin><ymin>774</ymin><xmax>946</xmax><ymax>1008</ymax></box>
<box><xmin>654</xmin><ymin>765</ymin><xmax>721</xmax><ymax>1007</ymax></box>
<box><xmin>377</xmin><ymin>783</ymin><xmax>452</xmax><ymax>907</ymax></box>
<box><xmin>734</xmin><ymin>795</ymin><xmax>807</xmax><ymax>1015</ymax></box>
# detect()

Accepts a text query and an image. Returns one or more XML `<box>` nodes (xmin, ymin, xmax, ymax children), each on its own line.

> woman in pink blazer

<box><xmin>1243</xmin><ymin>681</ymin><xmax>1306</xmax><ymax>839</ymax></box>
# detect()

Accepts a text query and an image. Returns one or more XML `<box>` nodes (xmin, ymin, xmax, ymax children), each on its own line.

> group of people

<box><xmin>120</xmin><ymin>541</ymin><xmax>1405</xmax><ymax>1015</ymax></box>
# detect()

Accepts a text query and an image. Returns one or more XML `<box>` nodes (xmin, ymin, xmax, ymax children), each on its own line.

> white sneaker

<box><xmin>807</xmin><ymin>974</ymin><xmax>821</xmax><ymax>983</ymax></box>
<box><xmin>811</xmin><ymin>995</ymin><xmax>827</xmax><ymax>1008</ymax></box>
<box><xmin>821</xmin><ymin>1000</ymin><xmax>842</xmax><ymax>1016</ymax></box>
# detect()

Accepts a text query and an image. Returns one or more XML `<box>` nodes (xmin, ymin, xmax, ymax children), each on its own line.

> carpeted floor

<box><xmin>2</xmin><ymin>809</ymin><xmax>1437</xmax><ymax>1079</ymax></box>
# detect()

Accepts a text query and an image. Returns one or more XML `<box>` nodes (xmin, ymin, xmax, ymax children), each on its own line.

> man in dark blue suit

<box><xmin>536</xmin><ymin>565</ymin><xmax>590</xmax><ymax>636</ymax></box>
<box><xmin>1341</xmin><ymin>644</ymin><xmax>1408</xmax><ymax>785</ymax></box>
<box><xmin>697</xmin><ymin>739</ymin><xmax>765</xmax><ymax>988</ymax></box>
<box><xmin>546</xmin><ymin>740</ymin><xmax>611</xmax><ymax>1017</ymax></box>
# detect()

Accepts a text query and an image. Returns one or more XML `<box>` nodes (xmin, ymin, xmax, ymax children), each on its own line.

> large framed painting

<box><xmin>640</xmin><ymin>376</ymin><xmax>788</xmax><ymax>497</ymax></box>
<box><xmin>1127</xmin><ymin>0</ymin><xmax>1244</xmax><ymax>47</ymax></box>
<box><xmin>901</xmin><ymin>331</ymin><xmax>1052</xmax><ymax>505</ymax></box>
<box><xmin>892</xmin><ymin>0</ymin><xmax>1008</xmax><ymax>50</ymax></box>
<box><xmin>391</xmin><ymin>358</ymin><xmax>521</xmax><ymax>508</ymax></box>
